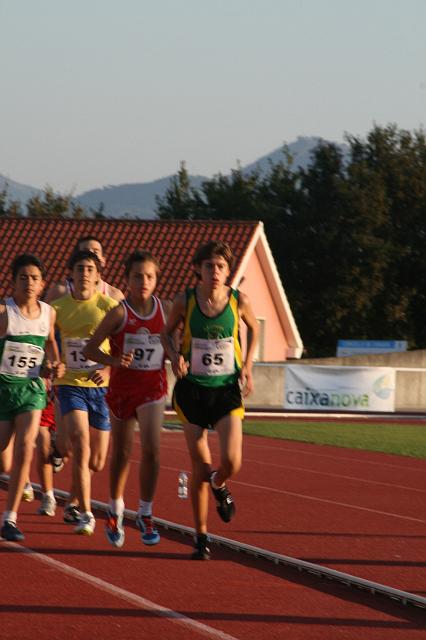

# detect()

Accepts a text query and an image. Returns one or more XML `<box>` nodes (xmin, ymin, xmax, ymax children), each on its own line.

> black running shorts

<box><xmin>172</xmin><ymin>377</ymin><xmax>244</xmax><ymax>429</ymax></box>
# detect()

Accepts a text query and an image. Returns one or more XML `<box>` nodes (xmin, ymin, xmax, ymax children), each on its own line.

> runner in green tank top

<box><xmin>162</xmin><ymin>240</ymin><xmax>258</xmax><ymax>560</ymax></box>
<box><xmin>180</xmin><ymin>286</ymin><xmax>242</xmax><ymax>388</ymax></box>
<box><xmin>0</xmin><ymin>254</ymin><xmax>64</xmax><ymax>542</ymax></box>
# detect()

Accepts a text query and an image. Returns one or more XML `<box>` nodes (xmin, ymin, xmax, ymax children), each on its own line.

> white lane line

<box><xmin>241</xmin><ymin>443</ymin><xmax>426</xmax><ymax>472</ymax></box>
<box><xmin>242</xmin><ymin>459</ymin><xmax>426</xmax><ymax>494</ymax></box>
<box><xmin>7</xmin><ymin>485</ymin><xmax>426</xmax><ymax>610</ymax></box>
<box><xmin>130</xmin><ymin>460</ymin><xmax>426</xmax><ymax>521</ymax></box>
<box><xmin>3</xmin><ymin>541</ymin><xmax>240</xmax><ymax>640</ymax></box>
<box><xmin>161</xmin><ymin>438</ymin><xmax>426</xmax><ymax>473</ymax></box>
<box><xmin>230</xmin><ymin>480</ymin><xmax>426</xmax><ymax>524</ymax></box>
<box><xmin>150</xmin><ymin>464</ymin><xmax>426</xmax><ymax>523</ymax></box>
<box><xmin>157</xmin><ymin>443</ymin><xmax>426</xmax><ymax>492</ymax></box>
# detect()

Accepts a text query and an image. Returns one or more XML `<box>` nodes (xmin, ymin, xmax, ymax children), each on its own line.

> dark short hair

<box><xmin>67</xmin><ymin>249</ymin><xmax>102</xmax><ymax>272</ymax></box>
<box><xmin>192</xmin><ymin>240</ymin><xmax>234</xmax><ymax>270</ymax></box>
<box><xmin>124</xmin><ymin>250</ymin><xmax>160</xmax><ymax>278</ymax></box>
<box><xmin>11</xmin><ymin>254</ymin><xmax>46</xmax><ymax>280</ymax></box>
<box><xmin>74</xmin><ymin>236</ymin><xmax>103</xmax><ymax>254</ymax></box>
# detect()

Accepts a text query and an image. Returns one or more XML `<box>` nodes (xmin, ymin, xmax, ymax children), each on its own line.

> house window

<box><xmin>254</xmin><ymin>317</ymin><xmax>265</xmax><ymax>361</ymax></box>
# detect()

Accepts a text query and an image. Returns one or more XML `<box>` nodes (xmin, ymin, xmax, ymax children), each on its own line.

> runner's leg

<box><xmin>137</xmin><ymin>399</ymin><xmax>165</xmax><ymax>502</ymax></box>
<box><xmin>5</xmin><ymin>411</ymin><xmax>41</xmax><ymax>513</ymax></box>
<box><xmin>183</xmin><ymin>423</ymin><xmax>212</xmax><ymax>534</ymax></box>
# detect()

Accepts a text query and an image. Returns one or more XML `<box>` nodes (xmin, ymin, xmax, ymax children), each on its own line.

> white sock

<box><xmin>110</xmin><ymin>498</ymin><xmax>125</xmax><ymax>515</ymax></box>
<box><xmin>210</xmin><ymin>471</ymin><xmax>224</xmax><ymax>490</ymax></box>
<box><xmin>2</xmin><ymin>510</ymin><xmax>17</xmax><ymax>525</ymax></box>
<box><xmin>138</xmin><ymin>500</ymin><xmax>153</xmax><ymax>517</ymax></box>
<box><xmin>44</xmin><ymin>490</ymin><xmax>55</xmax><ymax>499</ymax></box>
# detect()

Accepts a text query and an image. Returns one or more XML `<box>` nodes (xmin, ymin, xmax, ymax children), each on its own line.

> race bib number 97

<box><xmin>191</xmin><ymin>337</ymin><xmax>235</xmax><ymax>376</ymax></box>
<box><xmin>0</xmin><ymin>341</ymin><xmax>44</xmax><ymax>378</ymax></box>
<box><xmin>123</xmin><ymin>333</ymin><xmax>164</xmax><ymax>371</ymax></box>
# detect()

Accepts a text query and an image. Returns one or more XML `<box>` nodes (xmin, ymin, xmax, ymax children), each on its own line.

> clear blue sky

<box><xmin>1</xmin><ymin>0</ymin><xmax>425</xmax><ymax>193</ymax></box>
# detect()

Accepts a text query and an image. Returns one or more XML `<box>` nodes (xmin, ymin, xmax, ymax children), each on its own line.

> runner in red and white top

<box><xmin>84</xmin><ymin>250</ymin><xmax>172</xmax><ymax>549</ymax></box>
<box><xmin>107</xmin><ymin>295</ymin><xmax>168</xmax><ymax>416</ymax></box>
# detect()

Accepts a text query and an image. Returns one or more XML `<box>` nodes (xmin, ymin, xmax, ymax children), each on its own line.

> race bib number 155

<box><xmin>0</xmin><ymin>341</ymin><xmax>44</xmax><ymax>378</ymax></box>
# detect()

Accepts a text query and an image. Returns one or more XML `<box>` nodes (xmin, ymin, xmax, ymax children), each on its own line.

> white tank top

<box><xmin>0</xmin><ymin>298</ymin><xmax>51</xmax><ymax>379</ymax></box>
<box><xmin>5</xmin><ymin>297</ymin><xmax>51</xmax><ymax>338</ymax></box>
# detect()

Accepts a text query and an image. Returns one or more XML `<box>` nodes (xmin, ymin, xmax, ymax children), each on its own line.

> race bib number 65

<box><xmin>191</xmin><ymin>337</ymin><xmax>235</xmax><ymax>376</ymax></box>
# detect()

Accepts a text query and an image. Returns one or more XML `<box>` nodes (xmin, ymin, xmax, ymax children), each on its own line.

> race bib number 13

<box><xmin>191</xmin><ymin>337</ymin><xmax>235</xmax><ymax>376</ymax></box>
<box><xmin>64</xmin><ymin>338</ymin><xmax>101</xmax><ymax>370</ymax></box>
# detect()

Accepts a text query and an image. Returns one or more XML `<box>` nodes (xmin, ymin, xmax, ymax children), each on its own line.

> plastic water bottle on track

<box><xmin>178</xmin><ymin>471</ymin><xmax>188</xmax><ymax>499</ymax></box>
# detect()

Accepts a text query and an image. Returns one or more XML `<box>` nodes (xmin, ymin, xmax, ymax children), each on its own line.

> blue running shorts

<box><xmin>56</xmin><ymin>386</ymin><xmax>110</xmax><ymax>431</ymax></box>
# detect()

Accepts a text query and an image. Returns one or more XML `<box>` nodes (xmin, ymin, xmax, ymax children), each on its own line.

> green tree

<box><xmin>0</xmin><ymin>186</ymin><xmax>23</xmax><ymax>217</ymax></box>
<box><xmin>155</xmin><ymin>126</ymin><xmax>426</xmax><ymax>356</ymax></box>
<box><xmin>347</xmin><ymin>125</ymin><xmax>426</xmax><ymax>346</ymax></box>
<box><xmin>284</xmin><ymin>141</ymin><xmax>392</xmax><ymax>355</ymax></box>
<box><xmin>27</xmin><ymin>186</ymin><xmax>72</xmax><ymax>218</ymax></box>
<box><xmin>156</xmin><ymin>163</ymin><xmax>205</xmax><ymax>220</ymax></box>
<box><xmin>26</xmin><ymin>186</ymin><xmax>90</xmax><ymax>219</ymax></box>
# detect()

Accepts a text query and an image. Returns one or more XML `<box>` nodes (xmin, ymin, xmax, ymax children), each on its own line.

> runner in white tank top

<box><xmin>0</xmin><ymin>254</ymin><xmax>64</xmax><ymax>542</ymax></box>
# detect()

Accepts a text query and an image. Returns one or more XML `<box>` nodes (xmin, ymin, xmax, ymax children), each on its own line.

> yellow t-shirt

<box><xmin>52</xmin><ymin>292</ymin><xmax>118</xmax><ymax>387</ymax></box>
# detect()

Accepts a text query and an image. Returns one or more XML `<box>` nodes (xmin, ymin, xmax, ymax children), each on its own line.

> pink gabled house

<box><xmin>229</xmin><ymin>223</ymin><xmax>302</xmax><ymax>360</ymax></box>
<box><xmin>0</xmin><ymin>218</ymin><xmax>303</xmax><ymax>361</ymax></box>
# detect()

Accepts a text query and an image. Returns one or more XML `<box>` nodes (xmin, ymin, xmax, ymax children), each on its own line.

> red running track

<box><xmin>1</xmin><ymin>429</ymin><xmax>425</xmax><ymax>639</ymax></box>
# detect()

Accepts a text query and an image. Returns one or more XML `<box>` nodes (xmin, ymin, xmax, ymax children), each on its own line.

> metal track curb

<box><xmin>3</xmin><ymin>479</ymin><xmax>422</xmax><ymax>610</ymax></box>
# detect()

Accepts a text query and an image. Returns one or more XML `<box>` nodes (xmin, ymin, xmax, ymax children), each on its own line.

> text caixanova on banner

<box><xmin>284</xmin><ymin>365</ymin><xmax>396</xmax><ymax>412</ymax></box>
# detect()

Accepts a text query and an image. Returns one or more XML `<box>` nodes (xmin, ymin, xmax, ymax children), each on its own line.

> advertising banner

<box><xmin>336</xmin><ymin>340</ymin><xmax>407</xmax><ymax>357</ymax></box>
<box><xmin>284</xmin><ymin>365</ymin><xmax>396</xmax><ymax>412</ymax></box>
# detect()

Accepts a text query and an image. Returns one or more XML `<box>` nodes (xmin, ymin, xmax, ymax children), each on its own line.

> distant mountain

<box><xmin>75</xmin><ymin>175</ymin><xmax>207</xmax><ymax>219</ymax></box>
<box><xmin>75</xmin><ymin>136</ymin><xmax>348</xmax><ymax>218</ymax></box>
<box><xmin>1</xmin><ymin>136</ymin><xmax>348</xmax><ymax>219</ymax></box>
<box><xmin>243</xmin><ymin>136</ymin><xmax>332</xmax><ymax>174</ymax></box>
<box><xmin>0</xmin><ymin>174</ymin><xmax>43</xmax><ymax>206</ymax></box>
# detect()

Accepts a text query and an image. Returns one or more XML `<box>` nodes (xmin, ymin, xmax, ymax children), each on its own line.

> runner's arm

<box><xmin>238</xmin><ymin>292</ymin><xmax>259</xmax><ymax>397</ymax></box>
<box><xmin>0</xmin><ymin>303</ymin><xmax>7</xmax><ymax>336</ymax></box>
<box><xmin>83</xmin><ymin>304</ymin><xmax>132</xmax><ymax>368</ymax></box>
<box><xmin>44</xmin><ymin>308</ymin><xmax>65</xmax><ymax>379</ymax></box>
<box><xmin>108</xmin><ymin>284</ymin><xmax>125</xmax><ymax>302</ymax></box>
<box><xmin>44</xmin><ymin>282</ymin><xmax>67</xmax><ymax>304</ymax></box>
<box><xmin>160</xmin><ymin>293</ymin><xmax>188</xmax><ymax>378</ymax></box>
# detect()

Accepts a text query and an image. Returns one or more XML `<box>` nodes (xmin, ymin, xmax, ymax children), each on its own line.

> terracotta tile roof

<box><xmin>0</xmin><ymin>219</ymin><xmax>260</xmax><ymax>300</ymax></box>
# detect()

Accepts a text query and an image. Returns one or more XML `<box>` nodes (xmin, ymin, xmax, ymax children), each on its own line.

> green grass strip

<box><xmin>243</xmin><ymin>420</ymin><xmax>426</xmax><ymax>458</ymax></box>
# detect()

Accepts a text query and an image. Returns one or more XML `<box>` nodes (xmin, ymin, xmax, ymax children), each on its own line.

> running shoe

<box><xmin>191</xmin><ymin>533</ymin><xmax>211</xmax><ymax>560</ymax></box>
<box><xmin>49</xmin><ymin>450</ymin><xmax>64</xmax><ymax>473</ymax></box>
<box><xmin>105</xmin><ymin>510</ymin><xmax>125</xmax><ymax>548</ymax></box>
<box><xmin>1</xmin><ymin>520</ymin><xmax>25</xmax><ymax>542</ymax></box>
<box><xmin>48</xmin><ymin>429</ymin><xmax>64</xmax><ymax>473</ymax></box>
<box><xmin>209</xmin><ymin>472</ymin><xmax>235</xmax><ymax>523</ymax></box>
<box><xmin>22</xmin><ymin>483</ymin><xmax>34</xmax><ymax>502</ymax></box>
<box><xmin>38</xmin><ymin>494</ymin><xmax>57</xmax><ymax>517</ymax></box>
<box><xmin>74</xmin><ymin>512</ymin><xmax>96</xmax><ymax>536</ymax></box>
<box><xmin>63</xmin><ymin>504</ymin><xmax>81</xmax><ymax>523</ymax></box>
<box><xmin>136</xmin><ymin>514</ymin><xmax>160</xmax><ymax>545</ymax></box>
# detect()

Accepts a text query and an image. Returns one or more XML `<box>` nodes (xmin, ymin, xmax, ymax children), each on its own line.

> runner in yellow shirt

<box><xmin>52</xmin><ymin>249</ymin><xmax>118</xmax><ymax>535</ymax></box>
